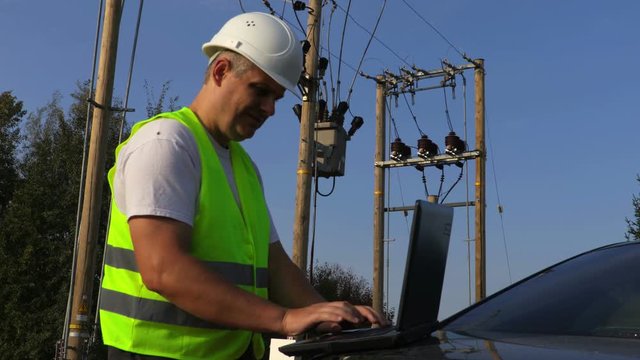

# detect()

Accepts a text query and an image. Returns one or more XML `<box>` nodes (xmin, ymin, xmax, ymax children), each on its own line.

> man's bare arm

<box><xmin>129</xmin><ymin>216</ymin><xmax>365</xmax><ymax>335</ymax></box>
<box><xmin>268</xmin><ymin>241</ymin><xmax>390</xmax><ymax>329</ymax></box>
<box><xmin>268</xmin><ymin>241</ymin><xmax>325</xmax><ymax>308</ymax></box>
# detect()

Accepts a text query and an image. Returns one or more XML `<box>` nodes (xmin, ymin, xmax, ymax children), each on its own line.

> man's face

<box><xmin>216</xmin><ymin>65</ymin><xmax>285</xmax><ymax>144</ymax></box>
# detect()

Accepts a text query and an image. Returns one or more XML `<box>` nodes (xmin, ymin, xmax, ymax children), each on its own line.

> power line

<box><xmin>334</xmin><ymin>1</ymin><xmax>410</xmax><ymax>67</ymax></box>
<box><xmin>385</xmin><ymin>96</ymin><xmax>400</xmax><ymax>139</ymax></box>
<box><xmin>291</xmin><ymin>2</ymin><xmax>307</xmax><ymax>36</ymax></box>
<box><xmin>401</xmin><ymin>91</ymin><xmax>424</xmax><ymax>136</ymax></box>
<box><xmin>325</xmin><ymin>0</ymin><xmax>338</xmax><ymax>106</ymax></box>
<box><xmin>486</xmin><ymin>108</ymin><xmax>513</xmax><ymax>284</ymax></box>
<box><xmin>346</xmin><ymin>0</ymin><xmax>387</xmax><ymax>104</ymax></box>
<box><xmin>335</xmin><ymin>0</ymin><xmax>352</xmax><ymax>104</ymax></box>
<box><xmin>442</xmin><ymin>85</ymin><xmax>454</xmax><ymax>132</ymax></box>
<box><xmin>400</xmin><ymin>0</ymin><xmax>470</xmax><ymax>61</ymax></box>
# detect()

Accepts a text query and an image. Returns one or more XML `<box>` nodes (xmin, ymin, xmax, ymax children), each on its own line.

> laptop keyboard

<box><xmin>317</xmin><ymin>326</ymin><xmax>395</xmax><ymax>341</ymax></box>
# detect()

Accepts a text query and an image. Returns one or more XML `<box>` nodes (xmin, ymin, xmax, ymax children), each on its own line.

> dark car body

<box><xmin>320</xmin><ymin>241</ymin><xmax>640</xmax><ymax>359</ymax></box>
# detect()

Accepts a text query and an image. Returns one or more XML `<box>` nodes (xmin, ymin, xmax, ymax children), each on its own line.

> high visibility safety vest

<box><xmin>99</xmin><ymin>107</ymin><xmax>270</xmax><ymax>360</ymax></box>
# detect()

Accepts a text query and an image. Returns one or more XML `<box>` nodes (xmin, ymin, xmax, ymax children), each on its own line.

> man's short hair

<box><xmin>203</xmin><ymin>50</ymin><xmax>255</xmax><ymax>84</ymax></box>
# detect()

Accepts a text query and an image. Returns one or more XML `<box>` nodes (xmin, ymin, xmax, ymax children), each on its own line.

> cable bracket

<box><xmin>87</xmin><ymin>98</ymin><xmax>135</xmax><ymax>113</ymax></box>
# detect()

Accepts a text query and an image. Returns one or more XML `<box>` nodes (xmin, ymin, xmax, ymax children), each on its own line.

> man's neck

<box><xmin>189</xmin><ymin>95</ymin><xmax>230</xmax><ymax>148</ymax></box>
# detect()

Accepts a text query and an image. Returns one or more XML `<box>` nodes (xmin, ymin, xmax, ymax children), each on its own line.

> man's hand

<box><xmin>279</xmin><ymin>301</ymin><xmax>391</xmax><ymax>336</ymax></box>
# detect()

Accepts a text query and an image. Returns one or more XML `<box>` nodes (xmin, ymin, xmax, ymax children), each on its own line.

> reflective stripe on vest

<box><xmin>99</xmin><ymin>107</ymin><xmax>270</xmax><ymax>360</ymax></box>
<box><xmin>104</xmin><ymin>244</ymin><xmax>269</xmax><ymax>288</ymax></box>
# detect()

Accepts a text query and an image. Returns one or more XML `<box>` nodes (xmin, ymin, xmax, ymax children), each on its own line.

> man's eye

<box><xmin>253</xmin><ymin>86</ymin><xmax>268</xmax><ymax>96</ymax></box>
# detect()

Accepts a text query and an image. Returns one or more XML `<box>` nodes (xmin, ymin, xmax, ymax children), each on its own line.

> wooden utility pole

<box><xmin>65</xmin><ymin>1</ymin><xmax>122</xmax><ymax>358</ymax></box>
<box><xmin>293</xmin><ymin>0</ymin><xmax>321</xmax><ymax>272</ymax></box>
<box><xmin>474</xmin><ymin>59</ymin><xmax>486</xmax><ymax>301</ymax></box>
<box><xmin>372</xmin><ymin>77</ymin><xmax>386</xmax><ymax>314</ymax></box>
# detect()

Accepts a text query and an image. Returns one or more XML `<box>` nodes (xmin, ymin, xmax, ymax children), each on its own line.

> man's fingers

<box><xmin>280</xmin><ymin>301</ymin><xmax>390</xmax><ymax>336</ymax></box>
<box><xmin>354</xmin><ymin>305</ymin><xmax>391</xmax><ymax>326</ymax></box>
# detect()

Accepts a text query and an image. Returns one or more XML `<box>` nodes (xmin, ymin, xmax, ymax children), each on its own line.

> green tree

<box><xmin>626</xmin><ymin>175</ymin><xmax>640</xmax><ymax>241</ymax></box>
<box><xmin>144</xmin><ymin>80</ymin><xmax>179</xmax><ymax>117</ymax></box>
<box><xmin>0</xmin><ymin>82</ymin><xmax>124</xmax><ymax>359</ymax></box>
<box><xmin>310</xmin><ymin>262</ymin><xmax>395</xmax><ymax>322</ymax></box>
<box><xmin>0</xmin><ymin>91</ymin><xmax>26</xmax><ymax>216</ymax></box>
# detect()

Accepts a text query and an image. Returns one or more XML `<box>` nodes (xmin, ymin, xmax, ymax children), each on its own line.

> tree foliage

<box><xmin>0</xmin><ymin>91</ymin><xmax>25</xmax><ymax>216</ymax></box>
<box><xmin>0</xmin><ymin>83</ymin><xmax>124</xmax><ymax>359</ymax></box>
<box><xmin>626</xmin><ymin>175</ymin><xmax>640</xmax><ymax>241</ymax></box>
<box><xmin>144</xmin><ymin>80</ymin><xmax>179</xmax><ymax>117</ymax></box>
<box><xmin>310</xmin><ymin>262</ymin><xmax>395</xmax><ymax>322</ymax></box>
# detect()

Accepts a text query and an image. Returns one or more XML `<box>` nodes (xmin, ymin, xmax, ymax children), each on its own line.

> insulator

<box><xmin>390</xmin><ymin>138</ymin><xmax>408</xmax><ymax>161</ymax></box>
<box><xmin>417</xmin><ymin>135</ymin><xmax>438</xmax><ymax>158</ymax></box>
<box><xmin>401</xmin><ymin>142</ymin><xmax>412</xmax><ymax>159</ymax></box>
<box><xmin>347</xmin><ymin>116</ymin><xmax>364</xmax><ymax>138</ymax></box>
<box><xmin>317</xmin><ymin>99</ymin><xmax>328</xmax><ymax>122</ymax></box>
<box><xmin>445</xmin><ymin>131</ymin><xmax>465</xmax><ymax>155</ymax></box>
<box><xmin>318</xmin><ymin>57</ymin><xmax>329</xmax><ymax>78</ymax></box>
<box><xmin>336</xmin><ymin>101</ymin><xmax>349</xmax><ymax>115</ymax></box>
<box><xmin>292</xmin><ymin>104</ymin><xmax>302</xmax><ymax>122</ymax></box>
<box><xmin>301</xmin><ymin>40</ymin><xmax>311</xmax><ymax>55</ymax></box>
<box><xmin>329</xmin><ymin>101</ymin><xmax>349</xmax><ymax>126</ymax></box>
<box><xmin>293</xmin><ymin>1</ymin><xmax>306</xmax><ymax>11</ymax></box>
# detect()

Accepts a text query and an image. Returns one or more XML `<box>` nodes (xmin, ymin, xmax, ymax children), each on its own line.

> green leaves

<box><xmin>626</xmin><ymin>175</ymin><xmax>640</xmax><ymax>241</ymax></box>
<box><xmin>0</xmin><ymin>83</ymin><xmax>123</xmax><ymax>359</ymax></box>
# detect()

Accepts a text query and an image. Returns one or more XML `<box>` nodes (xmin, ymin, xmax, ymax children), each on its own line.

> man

<box><xmin>99</xmin><ymin>12</ymin><xmax>387</xmax><ymax>360</ymax></box>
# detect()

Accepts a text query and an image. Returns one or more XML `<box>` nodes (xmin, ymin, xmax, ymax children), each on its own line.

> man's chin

<box><xmin>235</xmin><ymin>129</ymin><xmax>256</xmax><ymax>142</ymax></box>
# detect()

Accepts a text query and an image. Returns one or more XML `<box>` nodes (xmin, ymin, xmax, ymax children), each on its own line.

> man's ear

<box><xmin>210</xmin><ymin>57</ymin><xmax>231</xmax><ymax>86</ymax></box>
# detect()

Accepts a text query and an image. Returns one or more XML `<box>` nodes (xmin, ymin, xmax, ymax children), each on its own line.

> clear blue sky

<box><xmin>2</xmin><ymin>0</ymin><xmax>639</xmax><ymax>319</ymax></box>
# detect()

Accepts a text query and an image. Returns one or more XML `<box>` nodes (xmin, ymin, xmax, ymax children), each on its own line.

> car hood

<box><xmin>337</xmin><ymin>330</ymin><xmax>640</xmax><ymax>359</ymax></box>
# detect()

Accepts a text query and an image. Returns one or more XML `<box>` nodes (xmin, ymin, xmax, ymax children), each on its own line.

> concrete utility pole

<box><xmin>293</xmin><ymin>0</ymin><xmax>322</xmax><ymax>272</ymax></box>
<box><xmin>65</xmin><ymin>0</ymin><xmax>122</xmax><ymax>358</ymax></box>
<box><xmin>474</xmin><ymin>59</ymin><xmax>486</xmax><ymax>301</ymax></box>
<box><xmin>372</xmin><ymin>77</ymin><xmax>386</xmax><ymax>314</ymax></box>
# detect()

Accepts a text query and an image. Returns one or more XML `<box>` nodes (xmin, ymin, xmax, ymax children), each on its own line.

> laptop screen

<box><xmin>396</xmin><ymin>200</ymin><xmax>453</xmax><ymax>331</ymax></box>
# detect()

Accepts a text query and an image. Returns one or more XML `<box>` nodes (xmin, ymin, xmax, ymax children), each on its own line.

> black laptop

<box><xmin>279</xmin><ymin>200</ymin><xmax>454</xmax><ymax>357</ymax></box>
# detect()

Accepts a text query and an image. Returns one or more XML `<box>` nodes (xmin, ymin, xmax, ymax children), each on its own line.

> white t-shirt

<box><xmin>113</xmin><ymin>118</ymin><xmax>280</xmax><ymax>243</ymax></box>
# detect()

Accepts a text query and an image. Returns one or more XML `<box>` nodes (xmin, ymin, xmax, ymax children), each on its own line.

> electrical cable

<box><xmin>325</xmin><ymin>46</ymin><xmax>358</xmax><ymax>73</ymax></box>
<box><xmin>309</xmin><ymin>173</ymin><xmax>320</xmax><ymax>283</ymax></box>
<box><xmin>238</xmin><ymin>0</ymin><xmax>245</xmax><ymax>13</ymax></box>
<box><xmin>437</xmin><ymin>168</ymin><xmax>445</xmax><ymax>199</ymax></box>
<box><xmin>400</xmin><ymin>0</ymin><xmax>469</xmax><ymax>61</ymax></box>
<box><xmin>280</xmin><ymin>0</ymin><xmax>286</xmax><ymax>19</ymax></box>
<box><xmin>401</xmin><ymin>92</ymin><xmax>425</xmax><ymax>136</ymax></box>
<box><xmin>335</xmin><ymin>0</ymin><xmax>352</xmax><ymax>104</ymax></box>
<box><xmin>334</xmin><ymin>1</ymin><xmax>410</xmax><ymax>67</ymax></box>
<box><xmin>385</xmin><ymin>166</ymin><xmax>391</xmax><ymax>308</ymax></box>
<box><xmin>440</xmin><ymin>167</ymin><xmax>463</xmax><ymax>203</ymax></box>
<box><xmin>261</xmin><ymin>0</ymin><xmax>276</xmax><ymax>16</ymax></box>
<box><xmin>421</xmin><ymin>169</ymin><xmax>430</xmax><ymax>198</ymax></box>
<box><xmin>316</xmin><ymin>176</ymin><xmax>337</xmax><ymax>197</ymax></box>
<box><xmin>292</xmin><ymin>2</ymin><xmax>307</xmax><ymax>35</ymax></box>
<box><xmin>345</xmin><ymin>0</ymin><xmax>387</xmax><ymax>104</ymax></box>
<box><xmin>308</xmin><ymin>82</ymin><xmax>324</xmax><ymax>282</ymax></box>
<box><xmin>442</xmin><ymin>85</ymin><xmax>454</xmax><ymax>132</ymax></box>
<box><xmin>61</xmin><ymin>1</ymin><xmax>104</xmax><ymax>356</ymax></box>
<box><xmin>461</xmin><ymin>72</ymin><xmax>473</xmax><ymax>305</ymax></box>
<box><xmin>384</xmin><ymin>113</ymin><xmax>393</xmax><ymax>308</ymax></box>
<box><xmin>385</xmin><ymin>96</ymin><xmax>400</xmax><ymax>139</ymax></box>
<box><xmin>487</xmin><ymin>108</ymin><xmax>513</xmax><ymax>283</ymax></box>
<box><xmin>325</xmin><ymin>1</ymin><xmax>337</xmax><ymax>107</ymax></box>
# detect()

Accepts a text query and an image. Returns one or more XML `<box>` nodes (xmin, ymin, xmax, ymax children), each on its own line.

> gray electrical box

<box><xmin>315</xmin><ymin>121</ymin><xmax>347</xmax><ymax>177</ymax></box>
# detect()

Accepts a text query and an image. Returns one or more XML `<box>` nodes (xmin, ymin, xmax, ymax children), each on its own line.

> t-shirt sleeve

<box><xmin>113</xmin><ymin>119</ymin><xmax>200</xmax><ymax>226</ymax></box>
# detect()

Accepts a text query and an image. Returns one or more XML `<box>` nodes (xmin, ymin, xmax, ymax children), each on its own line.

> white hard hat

<box><xmin>202</xmin><ymin>12</ymin><xmax>303</xmax><ymax>92</ymax></box>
